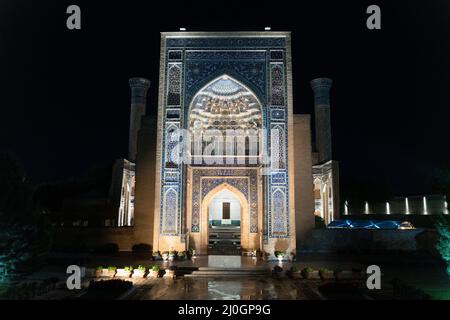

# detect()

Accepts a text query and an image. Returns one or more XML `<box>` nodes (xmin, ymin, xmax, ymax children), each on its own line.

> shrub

<box><xmin>137</xmin><ymin>265</ymin><xmax>146</xmax><ymax>272</ymax></box>
<box><xmin>107</xmin><ymin>266</ymin><xmax>117</xmax><ymax>271</ymax></box>
<box><xmin>291</xmin><ymin>266</ymin><xmax>299</xmax><ymax>272</ymax></box>
<box><xmin>151</xmin><ymin>265</ymin><xmax>160</xmax><ymax>272</ymax></box>
<box><xmin>124</xmin><ymin>266</ymin><xmax>133</xmax><ymax>271</ymax></box>
<box><xmin>96</xmin><ymin>266</ymin><xmax>103</xmax><ymax>270</ymax></box>
<box><xmin>132</xmin><ymin>243</ymin><xmax>152</xmax><ymax>254</ymax></box>
<box><xmin>93</xmin><ymin>243</ymin><xmax>119</xmax><ymax>255</ymax></box>
<box><xmin>274</xmin><ymin>250</ymin><xmax>286</xmax><ymax>257</ymax></box>
<box><xmin>319</xmin><ymin>268</ymin><xmax>330</xmax><ymax>273</ymax></box>
<box><xmin>302</xmin><ymin>267</ymin><xmax>314</xmax><ymax>273</ymax></box>
<box><xmin>435</xmin><ymin>215</ymin><xmax>450</xmax><ymax>276</ymax></box>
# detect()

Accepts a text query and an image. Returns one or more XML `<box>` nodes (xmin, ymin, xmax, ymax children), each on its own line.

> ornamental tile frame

<box><xmin>153</xmin><ymin>32</ymin><xmax>296</xmax><ymax>254</ymax></box>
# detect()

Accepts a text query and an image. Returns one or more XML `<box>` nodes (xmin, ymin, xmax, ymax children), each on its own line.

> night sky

<box><xmin>1</xmin><ymin>0</ymin><xmax>449</xmax><ymax>198</ymax></box>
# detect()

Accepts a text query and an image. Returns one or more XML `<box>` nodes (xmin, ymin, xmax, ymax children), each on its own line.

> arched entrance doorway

<box><xmin>208</xmin><ymin>189</ymin><xmax>241</xmax><ymax>254</ymax></box>
<box><xmin>200</xmin><ymin>183</ymin><xmax>250</xmax><ymax>254</ymax></box>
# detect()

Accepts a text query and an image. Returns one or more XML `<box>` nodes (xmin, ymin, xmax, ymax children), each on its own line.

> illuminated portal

<box><xmin>115</xmin><ymin>32</ymin><xmax>340</xmax><ymax>257</ymax></box>
<box><xmin>154</xmin><ymin>32</ymin><xmax>294</xmax><ymax>254</ymax></box>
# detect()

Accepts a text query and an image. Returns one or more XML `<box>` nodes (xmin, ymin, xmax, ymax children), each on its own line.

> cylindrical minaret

<box><xmin>311</xmin><ymin>78</ymin><xmax>333</xmax><ymax>163</ymax></box>
<box><xmin>128</xmin><ymin>77</ymin><xmax>150</xmax><ymax>162</ymax></box>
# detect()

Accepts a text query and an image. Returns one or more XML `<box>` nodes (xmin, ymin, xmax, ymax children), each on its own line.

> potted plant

<box><xmin>178</xmin><ymin>251</ymin><xmax>186</xmax><ymax>260</ymax></box>
<box><xmin>152</xmin><ymin>251</ymin><xmax>161</xmax><ymax>261</ymax></box>
<box><xmin>116</xmin><ymin>266</ymin><xmax>133</xmax><ymax>278</ymax></box>
<box><xmin>274</xmin><ymin>250</ymin><xmax>286</xmax><ymax>262</ymax></box>
<box><xmin>164</xmin><ymin>266</ymin><xmax>177</xmax><ymax>279</ymax></box>
<box><xmin>161</xmin><ymin>251</ymin><xmax>169</xmax><ymax>261</ymax></box>
<box><xmin>290</xmin><ymin>266</ymin><xmax>301</xmax><ymax>279</ymax></box>
<box><xmin>301</xmin><ymin>267</ymin><xmax>316</xmax><ymax>279</ymax></box>
<box><xmin>95</xmin><ymin>266</ymin><xmax>103</xmax><ymax>278</ymax></box>
<box><xmin>319</xmin><ymin>268</ymin><xmax>334</xmax><ymax>280</ymax></box>
<box><xmin>148</xmin><ymin>264</ymin><xmax>160</xmax><ymax>278</ymax></box>
<box><xmin>107</xmin><ymin>266</ymin><xmax>117</xmax><ymax>278</ymax></box>
<box><xmin>168</xmin><ymin>250</ymin><xmax>177</xmax><ymax>261</ymax></box>
<box><xmin>132</xmin><ymin>265</ymin><xmax>146</xmax><ymax>278</ymax></box>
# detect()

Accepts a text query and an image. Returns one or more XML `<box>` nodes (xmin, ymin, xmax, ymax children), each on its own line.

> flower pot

<box><xmin>148</xmin><ymin>270</ymin><xmax>159</xmax><ymax>278</ymax></box>
<box><xmin>101</xmin><ymin>268</ymin><xmax>110</xmax><ymax>277</ymax></box>
<box><xmin>116</xmin><ymin>269</ymin><xmax>132</xmax><ymax>278</ymax></box>
<box><xmin>301</xmin><ymin>270</ymin><xmax>319</xmax><ymax>279</ymax></box>
<box><xmin>95</xmin><ymin>269</ymin><xmax>103</xmax><ymax>278</ymax></box>
<box><xmin>319</xmin><ymin>271</ymin><xmax>334</xmax><ymax>281</ymax></box>
<box><xmin>164</xmin><ymin>269</ymin><xmax>176</xmax><ymax>279</ymax></box>
<box><xmin>277</xmin><ymin>256</ymin><xmax>284</xmax><ymax>262</ymax></box>
<box><xmin>168</xmin><ymin>255</ymin><xmax>175</xmax><ymax>261</ymax></box>
<box><xmin>291</xmin><ymin>272</ymin><xmax>301</xmax><ymax>279</ymax></box>
<box><xmin>132</xmin><ymin>270</ymin><xmax>146</xmax><ymax>278</ymax></box>
<box><xmin>107</xmin><ymin>270</ymin><xmax>116</xmax><ymax>278</ymax></box>
<box><xmin>162</xmin><ymin>254</ymin><xmax>169</xmax><ymax>261</ymax></box>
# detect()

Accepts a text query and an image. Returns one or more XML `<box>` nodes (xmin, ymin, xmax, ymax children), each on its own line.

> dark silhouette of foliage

<box><xmin>435</xmin><ymin>215</ymin><xmax>450</xmax><ymax>276</ymax></box>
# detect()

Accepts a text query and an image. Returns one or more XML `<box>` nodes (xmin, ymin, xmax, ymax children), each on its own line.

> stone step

<box><xmin>190</xmin><ymin>271</ymin><xmax>270</xmax><ymax>276</ymax></box>
<box><xmin>185</xmin><ymin>271</ymin><xmax>270</xmax><ymax>278</ymax></box>
<box><xmin>197</xmin><ymin>267</ymin><xmax>268</xmax><ymax>272</ymax></box>
<box><xmin>184</xmin><ymin>274</ymin><xmax>268</xmax><ymax>278</ymax></box>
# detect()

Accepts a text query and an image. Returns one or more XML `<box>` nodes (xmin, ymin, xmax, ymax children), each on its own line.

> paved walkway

<box><xmin>18</xmin><ymin>252</ymin><xmax>449</xmax><ymax>300</ymax></box>
<box><xmin>126</xmin><ymin>277</ymin><xmax>323</xmax><ymax>300</ymax></box>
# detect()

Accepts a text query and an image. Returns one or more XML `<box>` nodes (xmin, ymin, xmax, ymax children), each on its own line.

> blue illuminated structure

<box><xmin>328</xmin><ymin>220</ymin><xmax>413</xmax><ymax>230</ymax></box>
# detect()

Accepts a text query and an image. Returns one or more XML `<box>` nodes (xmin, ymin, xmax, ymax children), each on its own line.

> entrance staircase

<box><xmin>183</xmin><ymin>266</ymin><xmax>270</xmax><ymax>278</ymax></box>
<box><xmin>208</xmin><ymin>226</ymin><xmax>241</xmax><ymax>255</ymax></box>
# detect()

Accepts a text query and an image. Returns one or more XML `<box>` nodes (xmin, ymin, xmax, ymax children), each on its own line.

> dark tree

<box><xmin>0</xmin><ymin>153</ymin><xmax>53</xmax><ymax>285</ymax></box>
<box><xmin>435</xmin><ymin>215</ymin><xmax>450</xmax><ymax>277</ymax></box>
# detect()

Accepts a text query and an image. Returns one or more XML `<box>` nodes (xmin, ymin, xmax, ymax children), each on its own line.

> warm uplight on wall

<box><xmin>423</xmin><ymin>196</ymin><xmax>428</xmax><ymax>215</ymax></box>
<box><xmin>405</xmin><ymin>197</ymin><xmax>410</xmax><ymax>215</ymax></box>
